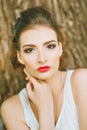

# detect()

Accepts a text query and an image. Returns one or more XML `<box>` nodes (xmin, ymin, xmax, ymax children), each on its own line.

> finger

<box><xmin>24</xmin><ymin>68</ymin><xmax>41</xmax><ymax>82</ymax></box>
<box><xmin>24</xmin><ymin>68</ymin><xmax>31</xmax><ymax>78</ymax></box>
<box><xmin>24</xmin><ymin>68</ymin><xmax>40</xmax><ymax>88</ymax></box>
<box><xmin>26</xmin><ymin>82</ymin><xmax>34</xmax><ymax>98</ymax></box>
<box><xmin>25</xmin><ymin>76</ymin><xmax>29</xmax><ymax>81</ymax></box>
<box><xmin>24</xmin><ymin>68</ymin><xmax>28</xmax><ymax>76</ymax></box>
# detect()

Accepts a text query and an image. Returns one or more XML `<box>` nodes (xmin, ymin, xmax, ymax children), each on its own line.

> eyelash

<box><xmin>23</xmin><ymin>44</ymin><xmax>56</xmax><ymax>53</ymax></box>
<box><xmin>47</xmin><ymin>44</ymin><xmax>56</xmax><ymax>49</ymax></box>
<box><xmin>24</xmin><ymin>48</ymin><xmax>34</xmax><ymax>53</ymax></box>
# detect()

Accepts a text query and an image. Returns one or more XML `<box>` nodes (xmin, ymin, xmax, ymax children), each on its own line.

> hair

<box><xmin>13</xmin><ymin>6</ymin><xmax>61</xmax><ymax>50</ymax></box>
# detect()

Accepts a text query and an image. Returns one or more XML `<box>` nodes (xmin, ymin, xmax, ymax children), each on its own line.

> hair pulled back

<box><xmin>13</xmin><ymin>6</ymin><xmax>59</xmax><ymax>49</ymax></box>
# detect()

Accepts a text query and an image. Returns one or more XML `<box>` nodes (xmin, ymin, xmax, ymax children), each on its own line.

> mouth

<box><xmin>37</xmin><ymin>66</ymin><xmax>51</xmax><ymax>72</ymax></box>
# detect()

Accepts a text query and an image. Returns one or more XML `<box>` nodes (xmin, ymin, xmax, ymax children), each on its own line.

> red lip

<box><xmin>37</xmin><ymin>66</ymin><xmax>51</xmax><ymax>72</ymax></box>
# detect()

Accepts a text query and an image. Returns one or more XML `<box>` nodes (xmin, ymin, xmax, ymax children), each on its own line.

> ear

<box><xmin>59</xmin><ymin>42</ymin><xmax>63</xmax><ymax>57</ymax></box>
<box><xmin>17</xmin><ymin>51</ymin><xmax>24</xmax><ymax>65</ymax></box>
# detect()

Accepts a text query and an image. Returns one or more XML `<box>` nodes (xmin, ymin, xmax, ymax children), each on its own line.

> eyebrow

<box><xmin>22</xmin><ymin>40</ymin><xmax>57</xmax><ymax>48</ymax></box>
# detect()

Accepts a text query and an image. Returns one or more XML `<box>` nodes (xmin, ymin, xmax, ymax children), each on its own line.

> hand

<box><xmin>24</xmin><ymin>68</ymin><xmax>54</xmax><ymax>113</ymax></box>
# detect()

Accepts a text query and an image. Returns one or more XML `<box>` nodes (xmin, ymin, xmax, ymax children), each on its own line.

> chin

<box><xmin>30</xmin><ymin>68</ymin><xmax>58</xmax><ymax>81</ymax></box>
<box><xmin>35</xmin><ymin>72</ymin><xmax>55</xmax><ymax>81</ymax></box>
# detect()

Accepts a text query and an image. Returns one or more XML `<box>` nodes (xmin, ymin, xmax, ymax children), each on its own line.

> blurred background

<box><xmin>0</xmin><ymin>0</ymin><xmax>87</xmax><ymax>109</ymax></box>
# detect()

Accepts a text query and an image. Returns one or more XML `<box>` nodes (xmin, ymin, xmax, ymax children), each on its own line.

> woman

<box><xmin>1</xmin><ymin>6</ymin><xmax>87</xmax><ymax>130</ymax></box>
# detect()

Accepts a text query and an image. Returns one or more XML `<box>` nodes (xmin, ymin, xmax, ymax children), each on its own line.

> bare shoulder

<box><xmin>71</xmin><ymin>68</ymin><xmax>87</xmax><ymax>91</ymax></box>
<box><xmin>72</xmin><ymin>68</ymin><xmax>87</xmax><ymax>81</ymax></box>
<box><xmin>1</xmin><ymin>94</ymin><xmax>29</xmax><ymax>130</ymax></box>
<box><xmin>1</xmin><ymin>94</ymin><xmax>23</xmax><ymax>118</ymax></box>
<box><xmin>71</xmin><ymin>68</ymin><xmax>87</xmax><ymax>99</ymax></box>
<box><xmin>71</xmin><ymin>68</ymin><xmax>87</xmax><ymax>130</ymax></box>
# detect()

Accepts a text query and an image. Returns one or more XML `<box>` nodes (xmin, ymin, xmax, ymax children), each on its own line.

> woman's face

<box><xmin>17</xmin><ymin>26</ymin><xmax>62</xmax><ymax>80</ymax></box>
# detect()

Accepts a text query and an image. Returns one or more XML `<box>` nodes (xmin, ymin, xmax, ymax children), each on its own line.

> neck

<box><xmin>44</xmin><ymin>71</ymin><xmax>64</xmax><ymax>96</ymax></box>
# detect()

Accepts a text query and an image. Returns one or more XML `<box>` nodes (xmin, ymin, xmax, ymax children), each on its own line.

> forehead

<box><xmin>19</xmin><ymin>26</ymin><xmax>58</xmax><ymax>45</ymax></box>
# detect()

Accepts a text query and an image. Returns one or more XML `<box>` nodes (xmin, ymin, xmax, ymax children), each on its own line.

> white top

<box><xmin>19</xmin><ymin>70</ymin><xmax>79</xmax><ymax>130</ymax></box>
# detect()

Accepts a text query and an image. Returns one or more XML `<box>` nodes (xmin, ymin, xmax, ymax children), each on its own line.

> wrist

<box><xmin>38</xmin><ymin>108</ymin><xmax>54</xmax><ymax>130</ymax></box>
<box><xmin>38</xmin><ymin>104</ymin><xmax>54</xmax><ymax>117</ymax></box>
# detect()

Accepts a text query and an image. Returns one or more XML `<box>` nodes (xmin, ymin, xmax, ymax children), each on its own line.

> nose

<box><xmin>37</xmin><ymin>49</ymin><xmax>47</xmax><ymax>64</ymax></box>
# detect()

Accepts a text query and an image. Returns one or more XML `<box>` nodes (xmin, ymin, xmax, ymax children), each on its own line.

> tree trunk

<box><xmin>0</xmin><ymin>0</ymin><xmax>87</xmax><ymax>104</ymax></box>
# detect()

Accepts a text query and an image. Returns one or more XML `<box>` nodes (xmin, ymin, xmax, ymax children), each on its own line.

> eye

<box><xmin>47</xmin><ymin>44</ymin><xmax>56</xmax><ymax>49</ymax></box>
<box><xmin>24</xmin><ymin>48</ymin><xmax>34</xmax><ymax>53</ymax></box>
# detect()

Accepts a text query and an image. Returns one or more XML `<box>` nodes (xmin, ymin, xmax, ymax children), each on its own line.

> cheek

<box><xmin>53</xmin><ymin>56</ymin><xmax>60</xmax><ymax>66</ymax></box>
<box><xmin>49</xmin><ymin>51</ymin><xmax>60</xmax><ymax>69</ymax></box>
<box><xmin>49</xmin><ymin>51</ymin><xmax>60</xmax><ymax>61</ymax></box>
<box><xmin>22</xmin><ymin>55</ymin><xmax>36</xmax><ymax>68</ymax></box>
